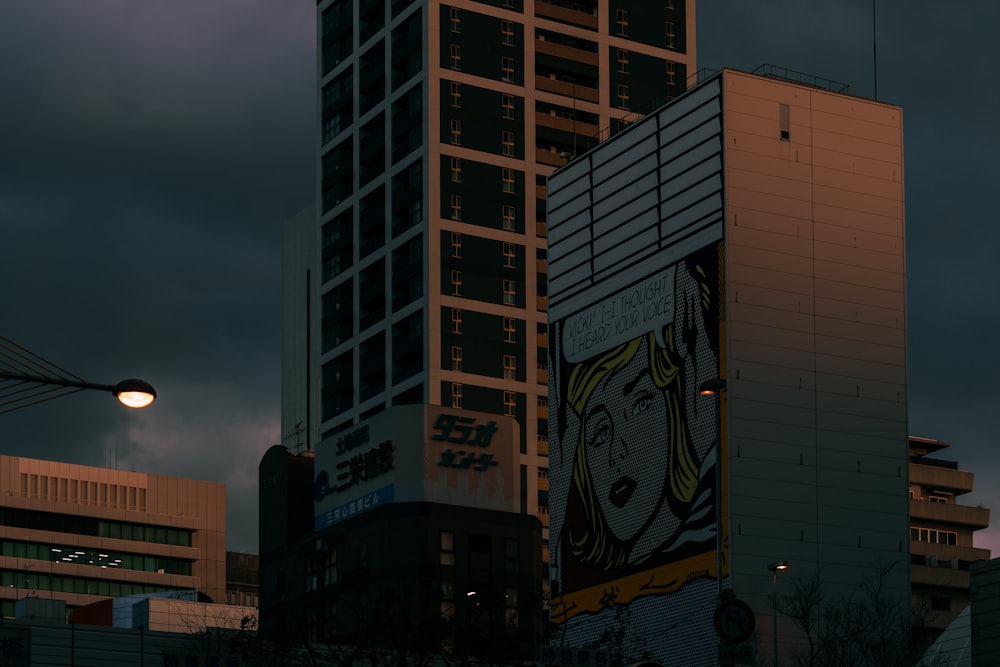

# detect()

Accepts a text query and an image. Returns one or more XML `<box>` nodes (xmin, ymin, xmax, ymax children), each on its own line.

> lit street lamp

<box><xmin>767</xmin><ymin>561</ymin><xmax>789</xmax><ymax>667</ymax></box>
<box><xmin>0</xmin><ymin>336</ymin><xmax>156</xmax><ymax>413</ymax></box>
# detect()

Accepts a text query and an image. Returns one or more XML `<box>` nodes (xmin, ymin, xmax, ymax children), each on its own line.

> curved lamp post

<box><xmin>767</xmin><ymin>560</ymin><xmax>789</xmax><ymax>667</ymax></box>
<box><xmin>0</xmin><ymin>336</ymin><xmax>156</xmax><ymax>414</ymax></box>
<box><xmin>698</xmin><ymin>378</ymin><xmax>727</xmax><ymax>600</ymax></box>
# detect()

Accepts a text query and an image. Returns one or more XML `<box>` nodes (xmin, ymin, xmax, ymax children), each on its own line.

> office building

<box><xmin>909</xmin><ymin>436</ymin><xmax>992</xmax><ymax>645</ymax></box>
<box><xmin>547</xmin><ymin>67</ymin><xmax>910</xmax><ymax>664</ymax></box>
<box><xmin>0</xmin><ymin>454</ymin><xmax>227</xmax><ymax>617</ymax></box>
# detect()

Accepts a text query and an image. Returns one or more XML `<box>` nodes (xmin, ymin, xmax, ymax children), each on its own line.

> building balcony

<box><xmin>537</xmin><ymin>366</ymin><xmax>548</xmax><ymax>385</ymax></box>
<box><xmin>536</xmin><ymin>148</ymin><xmax>568</xmax><ymax>167</ymax></box>
<box><xmin>910</xmin><ymin>499</ymin><xmax>990</xmax><ymax>529</ymax></box>
<box><xmin>911</xmin><ymin>464</ymin><xmax>975</xmax><ymax>495</ymax></box>
<box><xmin>536</xmin><ymin>222</ymin><xmax>547</xmax><ymax>238</ymax></box>
<box><xmin>534</xmin><ymin>1</ymin><xmax>598</xmax><ymax>31</ymax></box>
<box><xmin>911</xmin><ymin>563</ymin><xmax>970</xmax><ymax>591</ymax></box>
<box><xmin>535</xmin><ymin>38</ymin><xmax>599</xmax><ymax>67</ymax></box>
<box><xmin>537</xmin><ymin>258</ymin><xmax>547</xmax><ymax>273</ymax></box>
<box><xmin>537</xmin><ymin>296</ymin><xmax>549</xmax><ymax>312</ymax></box>
<box><xmin>537</xmin><ymin>437</ymin><xmax>549</xmax><ymax>456</ymax></box>
<box><xmin>534</xmin><ymin>75</ymin><xmax>600</xmax><ymax>103</ymax></box>
<box><xmin>537</xmin><ymin>332</ymin><xmax>548</xmax><ymax>348</ymax></box>
<box><xmin>535</xmin><ymin>111</ymin><xmax>599</xmax><ymax>137</ymax></box>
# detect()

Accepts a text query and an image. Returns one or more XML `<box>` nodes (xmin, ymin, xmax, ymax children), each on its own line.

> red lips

<box><xmin>609</xmin><ymin>476</ymin><xmax>636</xmax><ymax>508</ymax></box>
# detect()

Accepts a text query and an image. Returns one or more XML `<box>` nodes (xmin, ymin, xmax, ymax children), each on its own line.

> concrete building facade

<box><xmin>0</xmin><ymin>454</ymin><xmax>227</xmax><ymax>616</ymax></box>
<box><xmin>547</xmin><ymin>68</ymin><xmax>910</xmax><ymax>665</ymax></box>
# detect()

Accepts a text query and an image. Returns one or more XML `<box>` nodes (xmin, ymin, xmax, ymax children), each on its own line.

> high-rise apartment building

<box><xmin>309</xmin><ymin>0</ymin><xmax>696</xmax><ymax>560</ymax></box>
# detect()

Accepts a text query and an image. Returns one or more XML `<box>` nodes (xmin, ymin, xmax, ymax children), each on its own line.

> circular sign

<box><xmin>714</xmin><ymin>598</ymin><xmax>756</xmax><ymax>644</ymax></box>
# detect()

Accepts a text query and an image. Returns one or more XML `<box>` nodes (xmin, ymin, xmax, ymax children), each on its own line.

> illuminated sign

<box><xmin>315</xmin><ymin>485</ymin><xmax>394</xmax><ymax>529</ymax></box>
<box><xmin>431</xmin><ymin>413</ymin><xmax>500</xmax><ymax>472</ymax></box>
<box><xmin>314</xmin><ymin>439</ymin><xmax>394</xmax><ymax>500</ymax></box>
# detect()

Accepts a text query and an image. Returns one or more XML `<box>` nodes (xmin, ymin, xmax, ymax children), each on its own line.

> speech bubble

<box><xmin>561</xmin><ymin>266</ymin><xmax>676</xmax><ymax>363</ymax></box>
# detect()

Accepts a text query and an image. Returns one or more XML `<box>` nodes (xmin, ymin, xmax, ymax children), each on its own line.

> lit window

<box><xmin>666</xmin><ymin>61</ymin><xmax>677</xmax><ymax>86</ymax></box>
<box><xmin>537</xmin><ymin>395</ymin><xmax>547</xmax><ymax>408</ymax></box>
<box><xmin>616</xmin><ymin>8</ymin><xmax>629</xmax><ymax>36</ymax></box>
<box><xmin>503</xmin><ymin>390</ymin><xmax>516</xmax><ymax>416</ymax></box>
<box><xmin>504</xmin><ymin>354</ymin><xmax>517</xmax><ymax>380</ymax></box>
<box><xmin>452</xmin><ymin>346</ymin><xmax>463</xmax><ymax>372</ymax></box>
<box><xmin>617</xmin><ymin>48</ymin><xmax>629</xmax><ymax>74</ymax></box>
<box><xmin>451</xmin><ymin>119</ymin><xmax>462</xmax><ymax>145</ymax></box>
<box><xmin>502</xmin><ymin>279</ymin><xmax>516</xmax><ymax>305</ymax></box>
<box><xmin>441</xmin><ymin>531</ymin><xmax>456</xmax><ymax>565</ymax></box>
<box><xmin>503</xmin><ymin>241</ymin><xmax>516</xmax><ymax>268</ymax></box>
<box><xmin>451</xmin><ymin>231</ymin><xmax>462</xmax><ymax>258</ymax></box>
<box><xmin>665</xmin><ymin>21</ymin><xmax>676</xmax><ymax>48</ymax></box>
<box><xmin>452</xmin><ymin>307</ymin><xmax>463</xmax><ymax>333</ymax></box>
<box><xmin>501</xmin><ymin>19</ymin><xmax>514</xmax><ymax>45</ymax></box>
<box><xmin>451</xmin><ymin>194</ymin><xmax>462</xmax><ymax>220</ymax></box>
<box><xmin>450</xmin><ymin>156</ymin><xmax>462</xmax><ymax>182</ymax></box>
<box><xmin>501</xmin><ymin>55</ymin><xmax>514</xmax><ymax>82</ymax></box>
<box><xmin>502</xmin><ymin>130</ymin><xmax>515</xmax><ymax>157</ymax></box>
<box><xmin>451</xmin><ymin>382</ymin><xmax>463</xmax><ymax>408</ymax></box>
<box><xmin>450</xmin><ymin>7</ymin><xmax>461</xmax><ymax>33</ymax></box>
<box><xmin>451</xmin><ymin>269</ymin><xmax>463</xmax><ymax>296</ymax></box>
<box><xmin>503</xmin><ymin>316</ymin><xmax>516</xmax><ymax>343</ymax></box>
<box><xmin>501</xmin><ymin>93</ymin><xmax>515</xmax><ymax>120</ymax></box>
<box><xmin>451</xmin><ymin>81</ymin><xmax>462</xmax><ymax>108</ymax></box>
<box><xmin>617</xmin><ymin>83</ymin><xmax>630</xmax><ymax>109</ymax></box>
<box><xmin>450</xmin><ymin>44</ymin><xmax>461</xmax><ymax>70</ymax></box>
<box><xmin>502</xmin><ymin>168</ymin><xmax>515</xmax><ymax>194</ymax></box>
<box><xmin>502</xmin><ymin>204</ymin><xmax>516</xmax><ymax>230</ymax></box>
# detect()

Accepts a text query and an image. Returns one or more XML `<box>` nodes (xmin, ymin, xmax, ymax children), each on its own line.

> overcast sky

<box><xmin>1</xmin><ymin>1</ymin><xmax>997</xmax><ymax>555</ymax></box>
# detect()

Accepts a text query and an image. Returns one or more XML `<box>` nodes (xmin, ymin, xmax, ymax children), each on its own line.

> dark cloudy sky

<box><xmin>2</xmin><ymin>1</ymin><xmax>998</xmax><ymax>555</ymax></box>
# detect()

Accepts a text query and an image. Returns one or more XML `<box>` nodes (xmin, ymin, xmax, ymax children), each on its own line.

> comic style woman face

<box><xmin>582</xmin><ymin>337</ymin><xmax>669</xmax><ymax>543</ymax></box>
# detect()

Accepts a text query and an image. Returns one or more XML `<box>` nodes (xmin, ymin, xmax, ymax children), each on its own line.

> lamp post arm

<box><xmin>0</xmin><ymin>370</ymin><xmax>116</xmax><ymax>393</ymax></box>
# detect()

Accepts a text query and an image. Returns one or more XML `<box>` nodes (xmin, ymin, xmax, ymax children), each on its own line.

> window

<box><xmin>450</xmin><ymin>6</ymin><xmax>461</xmax><ymax>32</ymax></box>
<box><xmin>450</xmin><ymin>44</ymin><xmax>461</xmax><ymax>70</ymax></box>
<box><xmin>502</xmin><ymin>241</ymin><xmax>516</xmax><ymax>268</ymax></box>
<box><xmin>503</xmin><ymin>316</ymin><xmax>516</xmax><ymax>343</ymax></box>
<box><xmin>501</xmin><ymin>55</ymin><xmax>514</xmax><ymax>82</ymax></box>
<box><xmin>503</xmin><ymin>279</ymin><xmax>516</xmax><ymax>305</ymax></box>
<box><xmin>452</xmin><ymin>382</ymin><xmax>463</xmax><ymax>408</ymax></box>
<box><xmin>665</xmin><ymin>21</ymin><xmax>676</xmax><ymax>48</ymax></box>
<box><xmin>503</xmin><ymin>354</ymin><xmax>516</xmax><ymax>380</ymax></box>
<box><xmin>440</xmin><ymin>531</ymin><xmax>456</xmax><ymax>565</ymax></box>
<box><xmin>929</xmin><ymin>495</ymin><xmax>949</xmax><ymax>503</ymax></box>
<box><xmin>502</xmin><ymin>204</ymin><xmax>516</xmax><ymax>230</ymax></box>
<box><xmin>537</xmin><ymin>395</ymin><xmax>547</xmax><ymax>408</ymax></box>
<box><xmin>450</xmin><ymin>156</ymin><xmax>462</xmax><ymax>183</ymax></box>
<box><xmin>617</xmin><ymin>83</ymin><xmax>630</xmax><ymax>109</ymax></box>
<box><xmin>324</xmin><ymin>548</ymin><xmax>337</xmax><ymax>586</ymax></box>
<box><xmin>779</xmin><ymin>103</ymin><xmax>790</xmax><ymax>141</ymax></box>
<box><xmin>452</xmin><ymin>307</ymin><xmax>463</xmax><ymax>333</ymax></box>
<box><xmin>505</xmin><ymin>539</ymin><xmax>520</xmax><ymax>573</ymax></box>
<box><xmin>451</xmin><ymin>194</ymin><xmax>462</xmax><ymax>220</ymax></box>
<box><xmin>450</xmin><ymin>81</ymin><xmax>461</xmax><ymax>108</ymax></box>
<box><xmin>451</xmin><ymin>346</ymin><xmax>463</xmax><ymax>371</ymax></box>
<box><xmin>451</xmin><ymin>231</ymin><xmax>462</xmax><ymax>258</ymax></box>
<box><xmin>505</xmin><ymin>587</ymin><xmax>519</xmax><ymax>627</ymax></box>
<box><xmin>616</xmin><ymin>8</ymin><xmax>629</xmax><ymax>36</ymax></box>
<box><xmin>501</xmin><ymin>92</ymin><xmax>515</xmax><ymax>119</ymax></box>
<box><xmin>502</xmin><ymin>130</ymin><xmax>515</xmax><ymax>157</ymax></box>
<box><xmin>617</xmin><ymin>48</ymin><xmax>629</xmax><ymax>74</ymax></box>
<box><xmin>441</xmin><ymin>580</ymin><xmax>455</xmax><ymax>619</ymax></box>
<box><xmin>451</xmin><ymin>269</ymin><xmax>463</xmax><ymax>296</ymax></box>
<box><xmin>451</xmin><ymin>119</ymin><xmax>462</xmax><ymax>145</ymax></box>
<box><xmin>503</xmin><ymin>390</ymin><xmax>516</xmax><ymax>416</ymax></box>
<box><xmin>501</xmin><ymin>19</ymin><xmax>514</xmax><ymax>45</ymax></box>
<box><xmin>666</xmin><ymin>61</ymin><xmax>677</xmax><ymax>86</ymax></box>
<box><xmin>537</xmin><ymin>468</ymin><xmax>548</xmax><ymax>478</ymax></box>
<box><xmin>502</xmin><ymin>168</ymin><xmax>515</xmax><ymax>194</ymax></box>
<box><xmin>911</xmin><ymin>527</ymin><xmax>958</xmax><ymax>545</ymax></box>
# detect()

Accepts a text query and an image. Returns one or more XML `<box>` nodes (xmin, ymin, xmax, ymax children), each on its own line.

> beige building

<box><xmin>0</xmin><ymin>454</ymin><xmax>226</xmax><ymax>616</ymax></box>
<box><xmin>909</xmin><ymin>436</ymin><xmax>991</xmax><ymax>643</ymax></box>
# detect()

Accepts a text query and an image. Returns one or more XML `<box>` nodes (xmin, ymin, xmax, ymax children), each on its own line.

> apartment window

<box><xmin>450</xmin><ymin>81</ymin><xmax>462</xmax><ymax>108</ymax></box>
<box><xmin>452</xmin><ymin>307</ymin><xmax>463</xmax><ymax>333</ymax></box>
<box><xmin>616</xmin><ymin>9</ymin><xmax>629</xmax><ymax>36</ymax></box>
<box><xmin>505</xmin><ymin>587</ymin><xmax>519</xmax><ymax>628</ymax></box>
<box><xmin>666</xmin><ymin>0</ymin><xmax>674</xmax><ymax>8</ymax></box>
<box><xmin>502</xmin><ymin>0</ymin><xmax>514</xmax><ymax>6</ymax></box>
<box><xmin>779</xmin><ymin>103</ymin><xmax>791</xmax><ymax>141</ymax></box>
<box><xmin>617</xmin><ymin>83</ymin><xmax>630</xmax><ymax>109</ymax></box>
<box><xmin>502</xmin><ymin>241</ymin><xmax>516</xmax><ymax>268</ymax></box>
<box><xmin>503</xmin><ymin>316</ymin><xmax>516</xmax><ymax>343</ymax></box>
<box><xmin>501</xmin><ymin>19</ymin><xmax>514</xmax><ymax>45</ymax></box>
<box><xmin>502</xmin><ymin>168</ymin><xmax>515</xmax><ymax>194</ymax></box>
<box><xmin>450</xmin><ymin>6</ymin><xmax>461</xmax><ymax>32</ymax></box>
<box><xmin>451</xmin><ymin>119</ymin><xmax>462</xmax><ymax>145</ymax></box>
<box><xmin>450</xmin><ymin>156</ymin><xmax>462</xmax><ymax>182</ymax></box>
<box><xmin>441</xmin><ymin>580</ymin><xmax>456</xmax><ymax>619</ymax></box>
<box><xmin>929</xmin><ymin>495</ymin><xmax>949</xmax><ymax>503</ymax></box>
<box><xmin>452</xmin><ymin>382</ymin><xmax>463</xmax><ymax>408</ymax></box>
<box><xmin>451</xmin><ymin>193</ymin><xmax>462</xmax><ymax>220</ymax></box>
<box><xmin>451</xmin><ymin>231</ymin><xmax>462</xmax><ymax>258</ymax></box>
<box><xmin>911</xmin><ymin>527</ymin><xmax>958</xmax><ymax>545</ymax></box>
<box><xmin>501</xmin><ymin>55</ymin><xmax>515</xmax><ymax>82</ymax></box>
<box><xmin>502</xmin><ymin>130</ymin><xmax>515</xmax><ymax>157</ymax></box>
<box><xmin>505</xmin><ymin>538</ymin><xmax>520</xmax><ymax>573</ymax></box>
<box><xmin>502</xmin><ymin>279</ymin><xmax>516</xmax><ymax>305</ymax></box>
<box><xmin>503</xmin><ymin>354</ymin><xmax>517</xmax><ymax>380</ymax></box>
<box><xmin>501</xmin><ymin>92</ymin><xmax>515</xmax><ymax>119</ymax></box>
<box><xmin>503</xmin><ymin>390</ymin><xmax>516</xmax><ymax>416</ymax></box>
<box><xmin>440</xmin><ymin>531</ymin><xmax>456</xmax><ymax>566</ymax></box>
<box><xmin>451</xmin><ymin>269</ymin><xmax>463</xmax><ymax>296</ymax></box>
<box><xmin>450</xmin><ymin>44</ymin><xmax>462</xmax><ymax>70</ymax></box>
<box><xmin>537</xmin><ymin>468</ymin><xmax>548</xmax><ymax>479</ymax></box>
<box><xmin>665</xmin><ymin>21</ymin><xmax>676</xmax><ymax>48</ymax></box>
<box><xmin>324</xmin><ymin>548</ymin><xmax>337</xmax><ymax>586</ymax></box>
<box><xmin>666</xmin><ymin>61</ymin><xmax>677</xmax><ymax>86</ymax></box>
<box><xmin>502</xmin><ymin>204</ymin><xmax>516</xmax><ymax>230</ymax></box>
<box><xmin>617</xmin><ymin>48</ymin><xmax>629</xmax><ymax>74</ymax></box>
<box><xmin>537</xmin><ymin>395</ymin><xmax>547</xmax><ymax>409</ymax></box>
<box><xmin>451</xmin><ymin>346</ymin><xmax>463</xmax><ymax>371</ymax></box>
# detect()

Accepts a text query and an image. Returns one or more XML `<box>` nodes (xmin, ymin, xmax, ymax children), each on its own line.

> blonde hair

<box><xmin>565</xmin><ymin>328</ymin><xmax>700</xmax><ymax>570</ymax></box>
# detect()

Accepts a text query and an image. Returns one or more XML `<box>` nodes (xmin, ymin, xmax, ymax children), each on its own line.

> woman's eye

<box><xmin>632</xmin><ymin>392</ymin><xmax>654</xmax><ymax>416</ymax></box>
<box><xmin>589</xmin><ymin>422</ymin><xmax>611</xmax><ymax>448</ymax></box>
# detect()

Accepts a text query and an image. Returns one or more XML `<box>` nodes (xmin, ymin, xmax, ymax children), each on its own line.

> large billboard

<box><xmin>547</xmin><ymin>78</ymin><xmax>726</xmax><ymax>664</ymax></box>
<box><xmin>313</xmin><ymin>405</ymin><xmax>520</xmax><ymax>529</ymax></box>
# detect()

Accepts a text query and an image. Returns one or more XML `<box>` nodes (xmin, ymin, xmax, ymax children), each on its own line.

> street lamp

<box><xmin>767</xmin><ymin>561</ymin><xmax>789</xmax><ymax>667</ymax></box>
<box><xmin>0</xmin><ymin>336</ymin><xmax>156</xmax><ymax>414</ymax></box>
<box><xmin>698</xmin><ymin>378</ymin><xmax>726</xmax><ymax>600</ymax></box>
